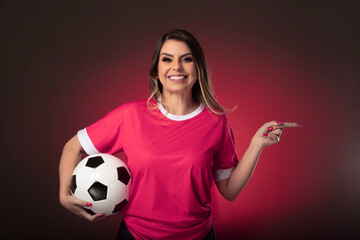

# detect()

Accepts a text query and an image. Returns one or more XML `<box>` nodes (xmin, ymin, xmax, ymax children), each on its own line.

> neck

<box><xmin>160</xmin><ymin>92</ymin><xmax>199</xmax><ymax>116</ymax></box>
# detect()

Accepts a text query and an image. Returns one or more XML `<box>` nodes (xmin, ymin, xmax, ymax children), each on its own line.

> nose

<box><xmin>172</xmin><ymin>60</ymin><xmax>183</xmax><ymax>71</ymax></box>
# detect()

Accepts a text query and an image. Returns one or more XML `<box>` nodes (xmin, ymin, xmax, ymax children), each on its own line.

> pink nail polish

<box><xmin>86</xmin><ymin>202</ymin><xmax>92</xmax><ymax>207</ymax></box>
<box><xmin>263</xmin><ymin>133</ymin><xmax>268</xmax><ymax>136</ymax></box>
<box><xmin>268</xmin><ymin>127</ymin><xmax>274</xmax><ymax>131</ymax></box>
<box><xmin>276</xmin><ymin>121</ymin><xmax>283</xmax><ymax>124</ymax></box>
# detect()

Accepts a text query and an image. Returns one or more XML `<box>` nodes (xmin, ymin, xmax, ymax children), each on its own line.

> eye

<box><xmin>161</xmin><ymin>57</ymin><xmax>172</xmax><ymax>62</ymax></box>
<box><xmin>182</xmin><ymin>57</ymin><xmax>193</xmax><ymax>62</ymax></box>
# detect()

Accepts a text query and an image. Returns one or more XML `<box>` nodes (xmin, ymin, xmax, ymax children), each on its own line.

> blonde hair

<box><xmin>147</xmin><ymin>29</ymin><xmax>235</xmax><ymax>115</ymax></box>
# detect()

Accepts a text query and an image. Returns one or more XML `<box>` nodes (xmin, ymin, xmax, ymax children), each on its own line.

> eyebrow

<box><xmin>160</xmin><ymin>52</ymin><xmax>193</xmax><ymax>58</ymax></box>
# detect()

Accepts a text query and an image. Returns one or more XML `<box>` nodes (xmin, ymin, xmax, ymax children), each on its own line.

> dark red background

<box><xmin>2</xmin><ymin>1</ymin><xmax>359</xmax><ymax>239</ymax></box>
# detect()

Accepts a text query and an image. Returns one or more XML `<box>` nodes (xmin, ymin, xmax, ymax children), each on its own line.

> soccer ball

<box><xmin>70</xmin><ymin>153</ymin><xmax>131</xmax><ymax>216</ymax></box>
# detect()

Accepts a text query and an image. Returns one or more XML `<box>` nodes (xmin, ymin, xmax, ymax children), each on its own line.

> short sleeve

<box><xmin>213</xmin><ymin>117</ymin><xmax>239</xmax><ymax>182</ymax></box>
<box><xmin>77</xmin><ymin>105</ymin><xmax>124</xmax><ymax>155</ymax></box>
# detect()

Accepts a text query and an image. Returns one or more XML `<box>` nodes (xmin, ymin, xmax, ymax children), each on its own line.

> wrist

<box><xmin>250</xmin><ymin>137</ymin><xmax>265</xmax><ymax>151</ymax></box>
<box><xmin>59</xmin><ymin>187</ymin><xmax>71</xmax><ymax>200</ymax></box>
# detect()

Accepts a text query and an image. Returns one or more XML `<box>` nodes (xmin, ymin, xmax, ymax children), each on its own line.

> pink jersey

<box><xmin>78</xmin><ymin>98</ymin><xmax>239</xmax><ymax>239</ymax></box>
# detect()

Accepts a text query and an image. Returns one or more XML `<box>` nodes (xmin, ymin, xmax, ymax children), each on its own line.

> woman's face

<box><xmin>157</xmin><ymin>40</ymin><xmax>198</xmax><ymax>96</ymax></box>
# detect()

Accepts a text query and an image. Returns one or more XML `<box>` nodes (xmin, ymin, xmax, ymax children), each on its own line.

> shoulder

<box><xmin>121</xmin><ymin>99</ymin><xmax>147</xmax><ymax>109</ymax></box>
<box><xmin>113</xmin><ymin>99</ymin><xmax>158</xmax><ymax>119</ymax></box>
<box><xmin>98</xmin><ymin>99</ymin><xmax>147</xmax><ymax>120</ymax></box>
<box><xmin>202</xmin><ymin>106</ymin><xmax>229</xmax><ymax>125</ymax></box>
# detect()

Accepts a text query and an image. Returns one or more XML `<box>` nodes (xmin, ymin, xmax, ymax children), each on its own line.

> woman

<box><xmin>59</xmin><ymin>29</ymin><xmax>300</xmax><ymax>239</ymax></box>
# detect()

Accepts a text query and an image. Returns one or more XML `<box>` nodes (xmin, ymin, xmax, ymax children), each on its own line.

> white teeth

<box><xmin>169</xmin><ymin>76</ymin><xmax>186</xmax><ymax>80</ymax></box>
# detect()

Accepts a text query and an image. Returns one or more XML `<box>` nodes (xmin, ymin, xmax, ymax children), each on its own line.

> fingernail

<box><xmin>86</xmin><ymin>202</ymin><xmax>92</xmax><ymax>207</ymax></box>
<box><xmin>276</xmin><ymin>121</ymin><xmax>283</xmax><ymax>124</ymax></box>
<box><xmin>263</xmin><ymin>133</ymin><xmax>268</xmax><ymax>136</ymax></box>
<box><xmin>268</xmin><ymin>126</ymin><xmax>274</xmax><ymax>131</ymax></box>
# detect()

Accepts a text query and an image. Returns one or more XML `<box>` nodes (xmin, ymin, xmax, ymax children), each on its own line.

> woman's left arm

<box><xmin>216</xmin><ymin>120</ymin><xmax>300</xmax><ymax>201</ymax></box>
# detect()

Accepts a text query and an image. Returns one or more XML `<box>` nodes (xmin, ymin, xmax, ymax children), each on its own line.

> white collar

<box><xmin>157</xmin><ymin>96</ymin><xmax>204</xmax><ymax>121</ymax></box>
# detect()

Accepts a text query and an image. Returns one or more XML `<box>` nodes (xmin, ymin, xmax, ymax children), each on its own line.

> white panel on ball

<box><xmin>93</xmin><ymin>200</ymin><xmax>116</xmax><ymax>215</ymax></box>
<box><xmin>72</xmin><ymin>158</ymin><xmax>87</xmax><ymax>175</ymax></box>
<box><xmin>73</xmin><ymin>188</ymin><xmax>93</xmax><ymax>204</ymax></box>
<box><xmin>95</xmin><ymin>163</ymin><xmax>120</xmax><ymax>186</ymax></box>
<box><xmin>75</xmin><ymin>167</ymin><xmax>97</xmax><ymax>190</ymax></box>
<box><xmin>107</xmin><ymin>181</ymin><xmax>129</xmax><ymax>204</ymax></box>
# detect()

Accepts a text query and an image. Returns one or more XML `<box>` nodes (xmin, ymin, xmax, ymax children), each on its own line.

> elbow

<box><xmin>216</xmin><ymin>178</ymin><xmax>240</xmax><ymax>202</ymax></box>
<box><xmin>222</xmin><ymin>192</ymin><xmax>238</xmax><ymax>202</ymax></box>
<box><xmin>226</xmin><ymin>194</ymin><xmax>237</xmax><ymax>202</ymax></box>
<box><xmin>228</xmin><ymin>196</ymin><xmax>236</xmax><ymax>202</ymax></box>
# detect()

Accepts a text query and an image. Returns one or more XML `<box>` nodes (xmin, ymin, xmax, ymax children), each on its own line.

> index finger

<box><xmin>282</xmin><ymin>122</ymin><xmax>301</xmax><ymax>128</ymax></box>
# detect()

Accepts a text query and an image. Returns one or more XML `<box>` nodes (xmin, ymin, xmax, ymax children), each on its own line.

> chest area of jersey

<box><xmin>122</xmin><ymin>119</ymin><xmax>221</xmax><ymax>171</ymax></box>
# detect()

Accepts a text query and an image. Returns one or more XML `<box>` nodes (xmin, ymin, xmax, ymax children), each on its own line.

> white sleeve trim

<box><xmin>214</xmin><ymin>167</ymin><xmax>234</xmax><ymax>182</ymax></box>
<box><xmin>77</xmin><ymin>128</ymin><xmax>100</xmax><ymax>155</ymax></box>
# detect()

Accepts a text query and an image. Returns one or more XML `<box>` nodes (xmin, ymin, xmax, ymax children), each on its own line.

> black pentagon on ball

<box><xmin>70</xmin><ymin>175</ymin><xmax>77</xmax><ymax>194</ymax></box>
<box><xmin>117</xmin><ymin>167</ymin><xmax>130</xmax><ymax>185</ymax></box>
<box><xmin>85</xmin><ymin>156</ymin><xmax>104</xmax><ymax>168</ymax></box>
<box><xmin>88</xmin><ymin>181</ymin><xmax>107</xmax><ymax>201</ymax></box>
<box><xmin>113</xmin><ymin>199</ymin><xmax>128</xmax><ymax>213</ymax></box>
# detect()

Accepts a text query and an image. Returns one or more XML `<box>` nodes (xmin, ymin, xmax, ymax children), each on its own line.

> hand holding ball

<box><xmin>70</xmin><ymin>154</ymin><xmax>132</xmax><ymax>216</ymax></box>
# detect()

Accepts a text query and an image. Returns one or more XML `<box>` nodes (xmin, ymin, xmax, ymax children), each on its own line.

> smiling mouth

<box><xmin>168</xmin><ymin>75</ymin><xmax>187</xmax><ymax>80</ymax></box>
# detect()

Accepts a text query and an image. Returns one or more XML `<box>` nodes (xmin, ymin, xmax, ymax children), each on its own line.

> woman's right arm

<box><xmin>59</xmin><ymin>135</ymin><xmax>106</xmax><ymax>221</ymax></box>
